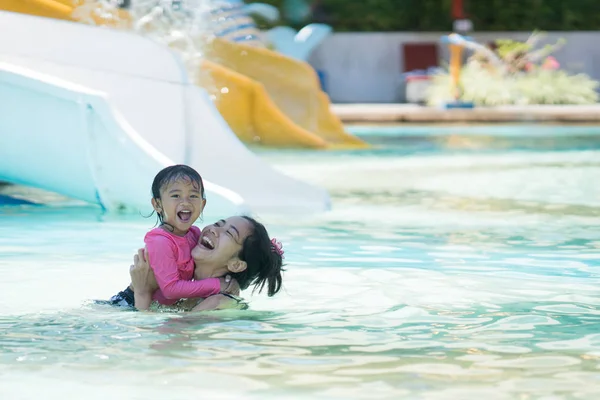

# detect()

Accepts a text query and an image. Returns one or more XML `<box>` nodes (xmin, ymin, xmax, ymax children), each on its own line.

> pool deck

<box><xmin>332</xmin><ymin>104</ymin><xmax>600</xmax><ymax>124</ymax></box>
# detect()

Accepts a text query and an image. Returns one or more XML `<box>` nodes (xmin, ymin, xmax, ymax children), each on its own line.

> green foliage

<box><xmin>245</xmin><ymin>0</ymin><xmax>600</xmax><ymax>32</ymax></box>
<box><xmin>495</xmin><ymin>39</ymin><xmax>532</xmax><ymax>60</ymax></box>
<box><xmin>425</xmin><ymin>63</ymin><xmax>600</xmax><ymax>106</ymax></box>
<box><xmin>426</xmin><ymin>31</ymin><xmax>600</xmax><ymax>105</ymax></box>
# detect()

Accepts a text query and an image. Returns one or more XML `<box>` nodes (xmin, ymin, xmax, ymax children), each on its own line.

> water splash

<box><xmin>75</xmin><ymin>0</ymin><xmax>224</xmax><ymax>85</ymax></box>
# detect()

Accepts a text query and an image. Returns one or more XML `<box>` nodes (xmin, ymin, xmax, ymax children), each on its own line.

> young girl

<box><xmin>109</xmin><ymin>164</ymin><xmax>232</xmax><ymax>307</ymax></box>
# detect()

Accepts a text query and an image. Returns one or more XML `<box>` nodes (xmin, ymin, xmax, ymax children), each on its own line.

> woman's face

<box><xmin>192</xmin><ymin>216</ymin><xmax>253</xmax><ymax>270</ymax></box>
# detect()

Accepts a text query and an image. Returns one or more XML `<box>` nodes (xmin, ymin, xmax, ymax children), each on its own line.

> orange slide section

<box><xmin>0</xmin><ymin>0</ymin><xmax>367</xmax><ymax>149</ymax></box>
<box><xmin>202</xmin><ymin>38</ymin><xmax>368</xmax><ymax>149</ymax></box>
<box><xmin>200</xmin><ymin>60</ymin><xmax>329</xmax><ymax>148</ymax></box>
<box><xmin>0</xmin><ymin>0</ymin><xmax>74</xmax><ymax>20</ymax></box>
<box><xmin>0</xmin><ymin>0</ymin><xmax>129</xmax><ymax>25</ymax></box>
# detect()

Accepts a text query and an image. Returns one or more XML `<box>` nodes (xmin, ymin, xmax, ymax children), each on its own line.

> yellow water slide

<box><xmin>0</xmin><ymin>0</ymin><xmax>367</xmax><ymax>149</ymax></box>
<box><xmin>0</xmin><ymin>0</ymin><xmax>129</xmax><ymax>25</ymax></box>
<box><xmin>201</xmin><ymin>38</ymin><xmax>368</xmax><ymax>149</ymax></box>
<box><xmin>0</xmin><ymin>0</ymin><xmax>74</xmax><ymax>20</ymax></box>
<box><xmin>200</xmin><ymin>60</ymin><xmax>330</xmax><ymax>148</ymax></box>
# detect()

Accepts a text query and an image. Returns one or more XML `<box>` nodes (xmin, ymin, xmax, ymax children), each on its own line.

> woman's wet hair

<box><xmin>231</xmin><ymin>216</ymin><xmax>284</xmax><ymax>297</ymax></box>
<box><xmin>149</xmin><ymin>164</ymin><xmax>205</xmax><ymax>226</ymax></box>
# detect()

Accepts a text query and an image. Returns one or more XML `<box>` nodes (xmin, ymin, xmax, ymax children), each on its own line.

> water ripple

<box><xmin>2</xmin><ymin>132</ymin><xmax>600</xmax><ymax>398</ymax></box>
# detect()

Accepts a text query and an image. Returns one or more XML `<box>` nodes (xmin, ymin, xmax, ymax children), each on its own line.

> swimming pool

<box><xmin>1</xmin><ymin>125</ymin><xmax>600</xmax><ymax>399</ymax></box>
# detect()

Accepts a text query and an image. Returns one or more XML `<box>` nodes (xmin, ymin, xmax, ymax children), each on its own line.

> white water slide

<box><xmin>0</xmin><ymin>11</ymin><xmax>330</xmax><ymax>217</ymax></box>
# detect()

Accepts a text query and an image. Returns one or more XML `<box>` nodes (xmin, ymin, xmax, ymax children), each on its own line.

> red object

<box><xmin>402</xmin><ymin>43</ymin><xmax>439</xmax><ymax>72</ymax></box>
<box><xmin>452</xmin><ymin>0</ymin><xmax>465</xmax><ymax>19</ymax></box>
<box><xmin>405</xmin><ymin>75</ymin><xmax>431</xmax><ymax>82</ymax></box>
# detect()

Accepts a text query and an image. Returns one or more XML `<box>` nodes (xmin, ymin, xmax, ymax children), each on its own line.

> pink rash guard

<box><xmin>144</xmin><ymin>225</ymin><xmax>221</xmax><ymax>305</ymax></box>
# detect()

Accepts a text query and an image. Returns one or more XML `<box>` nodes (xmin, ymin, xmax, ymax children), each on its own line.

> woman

<box><xmin>129</xmin><ymin>215</ymin><xmax>285</xmax><ymax>311</ymax></box>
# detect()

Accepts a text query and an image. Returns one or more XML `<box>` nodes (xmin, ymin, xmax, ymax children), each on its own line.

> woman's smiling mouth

<box><xmin>200</xmin><ymin>236</ymin><xmax>215</xmax><ymax>250</ymax></box>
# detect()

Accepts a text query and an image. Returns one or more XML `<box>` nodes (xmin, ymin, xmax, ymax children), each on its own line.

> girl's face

<box><xmin>152</xmin><ymin>178</ymin><xmax>205</xmax><ymax>236</ymax></box>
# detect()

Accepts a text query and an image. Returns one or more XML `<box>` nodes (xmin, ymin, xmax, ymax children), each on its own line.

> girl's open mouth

<box><xmin>177</xmin><ymin>211</ymin><xmax>192</xmax><ymax>222</ymax></box>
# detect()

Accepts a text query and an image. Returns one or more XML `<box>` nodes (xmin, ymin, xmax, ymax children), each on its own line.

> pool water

<box><xmin>1</xmin><ymin>125</ymin><xmax>600</xmax><ymax>399</ymax></box>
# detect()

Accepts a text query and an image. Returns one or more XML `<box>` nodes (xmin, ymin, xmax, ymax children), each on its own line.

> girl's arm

<box><xmin>129</xmin><ymin>248</ymin><xmax>157</xmax><ymax>311</ymax></box>
<box><xmin>146</xmin><ymin>235</ymin><xmax>222</xmax><ymax>300</ymax></box>
<box><xmin>134</xmin><ymin>291</ymin><xmax>153</xmax><ymax>310</ymax></box>
<box><xmin>129</xmin><ymin>250</ymin><xmax>241</xmax><ymax>312</ymax></box>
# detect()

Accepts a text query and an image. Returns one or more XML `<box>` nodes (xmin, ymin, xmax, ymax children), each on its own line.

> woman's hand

<box><xmin>130</xmin><ymin>248</ymin><xmax>158</xmax><ymax>310</ymax></box>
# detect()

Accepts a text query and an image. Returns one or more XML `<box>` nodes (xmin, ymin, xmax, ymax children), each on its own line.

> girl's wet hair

<box><xmin>150</xmin><ymin>164</ymin><xmax>205</xmax><ymax>226</ymax></box>
<box><xmin>231</xmin><ymin>216</ymin><xmax>284</xmax><ymax>297</ymax></box>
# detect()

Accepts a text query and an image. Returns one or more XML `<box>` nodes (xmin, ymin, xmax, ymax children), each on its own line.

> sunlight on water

<box><xmin>2</xmin><ymin>127</ymin><xmax>600</xmax><ymax>399</ymax></box>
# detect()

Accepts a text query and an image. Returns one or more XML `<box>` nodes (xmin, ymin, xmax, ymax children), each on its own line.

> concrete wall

<box><xmin>309</xmin><ymin>32</ymin><xmax>600</xmax><ymax>103</ymax></box>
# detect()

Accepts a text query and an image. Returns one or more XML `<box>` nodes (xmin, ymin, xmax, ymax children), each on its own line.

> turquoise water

<box><xmin>1</xmin><ymin>125</ymin><xmax>600</xmax><ymax>399</ymax></box>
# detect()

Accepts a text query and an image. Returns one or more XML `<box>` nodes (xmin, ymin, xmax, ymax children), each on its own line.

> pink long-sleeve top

<box><xmin>144</xmin><ymin>226</ymin><xmax>221</xmax><ymax>305</ymax></box>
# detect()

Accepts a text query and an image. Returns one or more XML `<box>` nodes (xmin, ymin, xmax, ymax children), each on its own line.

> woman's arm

<box><xmin>191</xmin><ymin>294</ymin><xmax>243</xmax><ymax>311</ymax></box>
<box><xmin>181</xmin><ymin>278</ymin><xmax>242</xmax><ymax>311</ymax></box>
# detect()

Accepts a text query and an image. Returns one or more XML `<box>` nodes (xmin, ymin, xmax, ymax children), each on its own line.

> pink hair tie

<box><xmin>271</xmin><ymin>238</ymin><xmax>284</xmax><ymax>258</ymax></box>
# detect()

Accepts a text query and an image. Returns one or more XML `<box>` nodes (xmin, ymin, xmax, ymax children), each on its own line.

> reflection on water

<box><xmin>1</xmin><ymin>127</ymin><xmax>600</xmax><ymax>399</ymax></box>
